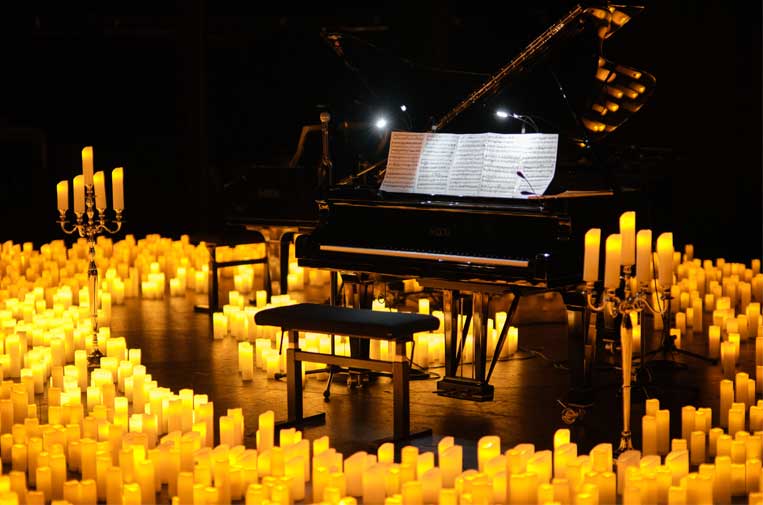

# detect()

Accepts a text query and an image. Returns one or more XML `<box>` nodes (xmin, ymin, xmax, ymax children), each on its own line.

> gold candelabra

<box><xmin>57</xmin><ymin>148</ymin><xmax>124</xmax><ymax>369</ymax></box>
<box><xmin>584</xmin><ymin>265</ymin><xmax>670</xmax><ymax>455</ymax></box>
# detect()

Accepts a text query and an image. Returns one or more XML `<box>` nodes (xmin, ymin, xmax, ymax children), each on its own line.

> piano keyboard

<box><xmin>319</xmin><ymin>244</ymin><xmax>530</xmax><ymax>268</ymax></box>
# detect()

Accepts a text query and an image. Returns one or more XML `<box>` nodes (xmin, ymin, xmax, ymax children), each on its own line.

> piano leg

<box><xmin>472</xmin><ymin>292</ymin><xmax>490</xmax><ymax>385</ymax></box>
<box><xmin>442</xmin><ymin>290</ymin><xmax>460</xmax><ymax>378</ymax></box>
<box><xmin>343</xmin><ymin>277</ymin><xmax>373</xmax><ymax>360</ymax></box>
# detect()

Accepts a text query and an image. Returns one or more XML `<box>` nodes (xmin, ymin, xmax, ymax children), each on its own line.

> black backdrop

<box><xmin>0</xmin><ymin>2</ymin><xmax>760</xmax><ymax>262</ymax></box>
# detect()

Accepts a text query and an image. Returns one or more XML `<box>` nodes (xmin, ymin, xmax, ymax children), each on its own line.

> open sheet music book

<box><xmin>380</xmin><ymin>131</ymin><xmax>559</xmax><ymax>199</ymax></box>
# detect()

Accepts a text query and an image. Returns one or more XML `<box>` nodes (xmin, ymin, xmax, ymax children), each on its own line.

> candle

<box><xmin>554</xmin><ymin>443</ymin><xmax>576</xmax><ymax>479</ymax></box>
<box><xmin>721</xmin><ymin>342</ymin><xmax>736</xmax><ymax>379</ymax></box>
<box><xmin>689</xmin><ymin>431</ymin><xmax>705</xmax><ymax>466</ymax></box>
<box><xmin>477</xmin><ymin>436</ymin><xmax>500</xmax><ymax>473</ymax></box>
<box><xmin>657</xmin><ymin>409</ymin><xmax>670</xmax><ymax>455</ymax></box>
<box><xmin>583</xmin><ymin>229</ymin><xmax>601</xmax><ymax>282</ymax></box>
<box><xmin>440</xmin><ymin>444</ymin><xmax>462</xmax><ymax>488</ymax></box>
<box><xmin>527</xmin><ymin>450</ymin><xmax>552</xmax><ymax>484</ymax></box>
<box><xmin>634</xmin><ymin>230</ymin><xmax>652</xmax><ymax>286</ymax></box>
<box><xmin>93</xmin><ymin>171</ymin><xmax>107</xmax><ymax>209</ymax></box>
<box><xmin>257</xmin><ymin>411</ymin><xmax>274</xmax><ymax>452</ymax></box>
<box><xmin>57</xmin><ymin>180</ymin><xmax>69</xmax><ymax>212</ymax></box>
<box><xmin>736</xmin><ymin>372</ymin><xmax>749</xmax><ymax>408</ymax></box>
<box><xmin>620</xmin><ymin>211</ymin><xmax>636</xmax><ymax>265</ymax></box>
<box><xmin>82</xmin><ymin>146</ymin><xmax>94</xmax><ymax>185</ymax></box>
<box><xmin>747</xmin><ymin>459</ymin><xmax>762</xmax><ymax>493</ymax></box>
<box><xmin>112</xmin><ymin>167</ymin><xmax>124</xmax><ymax>210</ymax></box>
<box><xmin>603</xmin><ymin>234</ymin><xmax>622</xmax><ymax>289</ymax></box>
<box><xmin>642</xmin><ymin>415</ymin><xmax>657</xmax><ymax>455</ymax></box>
<box><xmin>74</xmin><ymin>175</ymin><xmax>85</xmax><ymax>214</ymax></box>
<box><xmin>657</xmin><ymin>232</ymin><xmax>674</xmax><ymax>288</ymax></box>
<box><xmin>681</xmin><ymin>405</ymin><xmax>696</xmax><ymax>442</ymax></box>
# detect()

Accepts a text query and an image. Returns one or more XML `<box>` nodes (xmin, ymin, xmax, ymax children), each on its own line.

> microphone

<box><xmin>516</xmin><ymin>171</ymin><xmax>538</xmax><ymax>197</ymax></box>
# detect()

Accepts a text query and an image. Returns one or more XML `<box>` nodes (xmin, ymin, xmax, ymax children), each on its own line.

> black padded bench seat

<box><xmin>254</xmin><ymin>302</ymin><xmax>439</xmax><ymax>341</ymax></box>
<box><xmin>254</xmin><ymin>303</ymin><xmax>439</xmax><ymax>443</ymax></box>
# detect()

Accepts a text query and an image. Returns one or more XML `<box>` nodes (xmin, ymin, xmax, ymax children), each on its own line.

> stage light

<box><xmin>375</xmin><ymin>117</ymin><xmax>388</xmax><ymax>130</ymax></box>
<box><xmin>400</xmin><ymin>105</ymin><xmax>407</xmax><ymax>112</ymax></box>
<box><xmin>495</xmin><ymin>109</ymin><xmax>509</xmax><ymax>119</ymax></box>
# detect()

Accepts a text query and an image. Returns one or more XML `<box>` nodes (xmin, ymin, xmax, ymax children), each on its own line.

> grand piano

<box><xmin>295</xmin><ymin>3</ymin><xmax>656</xmax><ymax>401</ymax></box>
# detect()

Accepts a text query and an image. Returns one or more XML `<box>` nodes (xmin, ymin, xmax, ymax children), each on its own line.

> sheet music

<box><xmin>415</xmin><ymin>133</ymin><xmax>458</xmax><ymax>194</ymax></box>
<box><xmin>379</xmin><ymin>131</ymin><xmax>428</xmax><ymax>193</ymax></box>
<box><xmin>446</xmin><ymin>134</ymin><xmax>489</xmax><ymax>196</ymax></box>
<box><xmin>381</xmin><ymin>131</ymin><xmax>558</xmax><ymax>199</ymax></box>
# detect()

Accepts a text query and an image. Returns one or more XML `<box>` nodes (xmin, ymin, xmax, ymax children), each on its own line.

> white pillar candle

<box><xmin>82</xmin><ymin>146</ymin><xmax>94</xmax><ymax>185</ymax></box>
<box><xmin>57</xmin><ymin>180</ymin><xmax>69</xmax><ymax>212</ymax></box>
<box><xmin>665</xmin><ymin>450</ymin><xmax>689</xmax><ymax>485</ymax></box>
<box><xmin>657</xmin><ymin>409</ymin><xmax>671</xmax><ymax>455</ymax></box>
<box><xmin>657</xmin><ymin>232</ymin><xmax>674</xmax><ymax>289</ymax></box>
<box><xmin>690</xmin><ymin>431</ymin><xmax>705</xmax><ymax>466</ymax></box>
<box><xmin>721</xmin><ymin>342</ymin><xmax>736</xmax><ymax>379</ymax></box>
<box><xmin>729</xmin><ymin>406</ymin><xmax>745</xmax><ymax>437</ymax></box>
<box><xmin>620</xmin><ymin>211</ymin><xmax>636</xmax><ymax>265</ymax></box>
<box><xmin>636</xmin><ymin>229</ymin><xmax>652</xmax><ymax>285</ymax></box>
<box><xmin>736</xmin><ymin>372</ymin><xmax>749</xmax><ymax>407</ymax></box>
<box><xmin>477</xmin><ymin>436</ymin><xmax>500</xmax><ymax>473</ymax></box>
<box><xmin>709</xmin><ymin>326</ymin><xmax>721</xmax><ymax>359</ymax></box>
<box><xmin>645</xmin><ymin>398</ymin><xmax>660</xmax><ymax>417</ymax></box>
<box><xmin>715</xmin><ymin>456</ymin><xmax>732</xmax><ymax>504</ymax></box>
<box><xmin>583</xmin><ymin>229</ymin><xmax>601</xmax><ymax>282</ymax></box>
<box><xmin>681</xmin><ymin>405</ymin><xmax>696</xmax><ymax>442</ymax></box>
<box><xmin>642</xmin><ymin>415</ymin><xmax>657</xmax><ymax>455</ymax></box>
<box><xmin>73</xmin><ymin>175</ymin><xmax>85</xmax><ymax>214</ymax></box>
<box><xmin>440</xmin><ymin>444</ymin><xmax>462</xmax><ymax>488</ymax></box>
<box><xmin>93</xmin><ymin>171</ymin><xmax>107</xmax><ymax>209</ymax></box>
<box><xmin>111</xmin><ymin>167</ymin><xmax>124</xmax><ymax>211</ymax></box>
<box><xmin>603</xmin><ymin>234</ymin><xmax>622</xmax><ymax>289</ymax></box>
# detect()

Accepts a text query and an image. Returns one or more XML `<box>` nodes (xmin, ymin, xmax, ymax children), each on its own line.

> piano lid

<box><xmin>329</xmin><ymin>2</ymin><xmax>656</xmax><ymax>193</ymax></box>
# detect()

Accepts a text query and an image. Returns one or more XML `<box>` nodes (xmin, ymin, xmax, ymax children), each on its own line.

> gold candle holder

<box><xmin>58</xmin><ymin>183</ymin><xmax>123</xmax><ymax>369</ymax></box>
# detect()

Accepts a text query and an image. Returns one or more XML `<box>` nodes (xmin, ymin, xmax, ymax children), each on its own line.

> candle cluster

<box><xmin>582</xmin><ymin>211</ymin><xmax>670</xmax><ymax>289</ymax></box>
<box><xmin>57</xmin><ymin>147</ymin><xmax>124</xmax><ymax>215</ymax></box>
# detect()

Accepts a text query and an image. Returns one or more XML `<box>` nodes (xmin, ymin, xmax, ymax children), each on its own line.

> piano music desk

<box><xmin>254</xmin><ymin>303</ymin><xmax>439</xmax><ymax>444</ymax></box>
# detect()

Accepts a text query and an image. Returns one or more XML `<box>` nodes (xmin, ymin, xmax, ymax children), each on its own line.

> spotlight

<box><xmin>495</xmin><ymin>110</ymin><xmax>510</xmax><ymax>119</ymax></box>
<box><xmin>375</xmin><ymin>117</ymin><xmax>388</xmax><ymax>130</ymax></box>
<box><xmin>400</xmin><ymin>105</ymin><xmax>407</xmax><ymax>112</ymax></box>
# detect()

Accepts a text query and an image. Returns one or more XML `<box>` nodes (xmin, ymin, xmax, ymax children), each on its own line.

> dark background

<box><xmin>0</xmin><ymin>2</ymin><xmax>760</xmax><ymax>262</ymax></box>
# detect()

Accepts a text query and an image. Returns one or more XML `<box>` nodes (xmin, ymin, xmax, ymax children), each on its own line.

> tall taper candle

<box><xmin>604</xmin><ymin>234</ymin><xmax>622</xmax><ymax>290</ymax></box>
<box><xmin>583</xmin><ymin>228</ymin><xmax>601</xmax><ymax>282</ymax></box>
<box><xmin>82</xmin><ymin>146</ymin><xmax>94</xmax><ymax>186</ymax></box>
<box><xmin>57</xmin><ymin>181</ymin><xmax>69</xmax><ymax>212</ymax></box>
<box><xmin>74</xmin><ymin>175</ymin><xmax>85</xmax><ymax>214</ymax></box>
<box><xmin>93</xmin><ymin>171</ymin><xmax>107</xmax><ymax>209</ymax></box>
<box><xmin>636</xmin><ymin>229</ymin><xmax>652</xmax><ymax>285</ymax></box>
<box><xmin>112</xmin><ymin>167</ymin><xmax>124</xmax><ymax>211</ymax></box>
<box><xmin>619</xmin><ymin>211</ymin><xmax>636</xmax><ymax>265</ymax></box>
<box><xmin>657</xmin><ymin>232</ymin><xmax>674</xmax><ymax>289</ymax></box>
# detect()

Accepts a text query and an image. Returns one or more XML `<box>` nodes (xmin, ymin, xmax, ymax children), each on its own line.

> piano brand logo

<box><xmin>428</xmin><ymin>226</ymin><xmax>451</xmax><ymax>238</ymax></box>
<box><xmin>256</xmin><ymin>188</ymin><xmax>281</xmax><ymax>199</ymax></box>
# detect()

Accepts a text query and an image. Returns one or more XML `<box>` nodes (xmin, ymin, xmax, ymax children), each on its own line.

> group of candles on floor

<box><xmin>2</xmin><ymin>229</ymin><xmax>763</xmax><ymax>503</ymax></box>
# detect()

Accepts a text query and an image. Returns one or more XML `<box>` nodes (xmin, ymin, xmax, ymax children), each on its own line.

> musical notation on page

<box><xmin>380</xmin><ymin>131</ymin><xmax>559</xmax><ymax>199</ymax></box>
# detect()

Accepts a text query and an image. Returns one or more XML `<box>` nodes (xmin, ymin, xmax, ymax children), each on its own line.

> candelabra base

<box><xmin>615</xmin><ymin>430</ymin><xmax>633</xmax><ymax>457</ymax></box>
<box><xmin>87</xmin><ymin>348</ymin><xmax>104</xmax><ymax>370</ymax></box>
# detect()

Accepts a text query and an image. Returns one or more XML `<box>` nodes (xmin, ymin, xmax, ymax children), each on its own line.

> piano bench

<box><xmin>254</xmin><ymin>303</ymin><xmax>439</xmax><ymax>444</ymax></box>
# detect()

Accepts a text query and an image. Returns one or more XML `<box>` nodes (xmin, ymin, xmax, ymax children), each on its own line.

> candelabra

<box><xmin>58</xmin><ymin>162</ymin><xmax>124</xmax><ymax>369</ymax></box>
<box><xmin>584</xmin><ymin>265</ymin><xmax>669</xmax><ymax>455</ymax></box>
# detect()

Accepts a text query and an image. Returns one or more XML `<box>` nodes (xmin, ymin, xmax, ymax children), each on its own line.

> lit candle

<box><xmin>93</xmin><ymin>171</ymin><xmax>107</xmax><ymax>209</ymax></box>
<box><xmin>603</xmin><ymin>234</ymin><xmax>622</xmax><ymax>290</ymax></box>
<box><xmin>112</xmin><ymin>167</ymin><xmax>124</xmax><ymax>211</ymax></box>
<box><xmin>619</xmin><ymin>211</ymin><xmax>636</xmax><ymax>265</ymax></box>
<box><xmin>642</xmin><ymin>415</ymin><xmax>657</xmax><ymax>455</ymax></box>
<box><xmin>82</xmin><ymin>146</ymin><xmax>94</xmax><ymax>186</ymax></box>
<box><xmin>709</xmin><ymin>326</ymin><xmax>721</xmax><ymax>359</ymax></box>
<box><xmin>477</xmin><ymin>436</ymin><xmax>501</xmax><ymax>473</ymax></box>
<box><xmin>74</xmin><ymin>175</ymin><xmax>85</xmax><ymax>214</ymax></box>
<box><xmin>636</xmin><ymin>230</ymin><xmax>652</xmax><ymax>285</ymax></box>
<box><xmin>656</xmin><ymin>232</ymin><xmax>674</xmax><ymax>289</ymax></box>
<box><xmin>657</xmin><ymin>409</ymin><xmax>670</xmax><ymax>455</ymax></box>
<box><xmin>681</xmin><ymin>405</ymin><xmax>696</xmax><ymax>442</ymax></box>
<box><xmin>57</xmin><ymin>180</ymin><xmax>69</xmax><ymax>212</ymax></box>
<box><xmin>257</xmin><ymin>411</ymin><xmax>274</xmax><ymax>452</ymax></box>
<box><xmin>440</xmin><ymin>444</ymin><xmax>462</xmax><ymax>488</ymax></box>
<box><xmin>583</xmin><ymin>228</ymin><xmax>601</xmax><ymax>282</ymax></box>
<box><xmin>689</xmin><ymin>431</ymin><xmax>705</xmax><ymax>466</ymax></box>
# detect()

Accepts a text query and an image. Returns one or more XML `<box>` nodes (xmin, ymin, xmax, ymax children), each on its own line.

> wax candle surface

<box><xmin>604</xmin><ymin>234</ymin><xmax>622</xmax><ymax>289</ymax></box>
<box><xmin>57</xmin><ymin>180</ymin><xmax>69</xmax><ymax>211</ymax></box>
<box><xmin>620</xmin><ymin>211</ymin><xmax>636</xmax><ymax>265</ymax></box>
<box><xmin>657</xmin><ymin>232</ymin><xmax>674</xmax><ymax>288</ymax></box>
<box><xmin>74</xmin><ymin>175</ymin><xmax>85</xmax><ymax>214</ymax></box>
<box><xmin>93</xmin><ymin>171</ymin><xmax>107</xmax><ymax>209</ymax></box>
<box><xmin>112</xmin><ymin>167</ymin><xmax>124</xmax><ymax>210</ymax></box>
<box><xmin>636</xmin><ymin>229</ymin><xmax>652</xmax><ymax>284</ymax></box>
<box><xmin>82</xmin><ymin>146</ymin><xmax>94</xmax><ymax>185</ymax></box>
<box><xmin>583</xmin><ymin>228</ymin><xmax>601</xmax><ymax>282</ymax></box>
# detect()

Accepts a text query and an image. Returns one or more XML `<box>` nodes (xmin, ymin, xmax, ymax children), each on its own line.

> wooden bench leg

<box><xmin>277</xmin><ymin>329</ymin><xmax>325</xmax><ymax>433</ymax></box>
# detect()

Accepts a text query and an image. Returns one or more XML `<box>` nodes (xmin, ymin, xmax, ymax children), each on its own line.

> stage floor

<box><xmin>108</xmin><ymin>287</ymin><xmax>733</xmax><ymax>470</ymax></box>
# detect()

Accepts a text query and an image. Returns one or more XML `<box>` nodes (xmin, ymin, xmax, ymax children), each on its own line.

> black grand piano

<box><xmin>295</xmin><ymin>3</ymin><xmax>656</xmax><ymax>401</ymax></box>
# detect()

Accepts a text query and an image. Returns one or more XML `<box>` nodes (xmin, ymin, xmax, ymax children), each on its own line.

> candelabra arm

<box><xmin>638</xmin><ymin>290</ymin><xmax>665</xmax><ymax>315</ymax></box>
<box><xmin>585</xmin><ymin>285</ymin><xmax>608</xmax><ymax>312</ymax></box>
<box><xmin>98</xmin><ymin>212</ymin><xmax>123</xmax><ymax>234</ymax></box>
